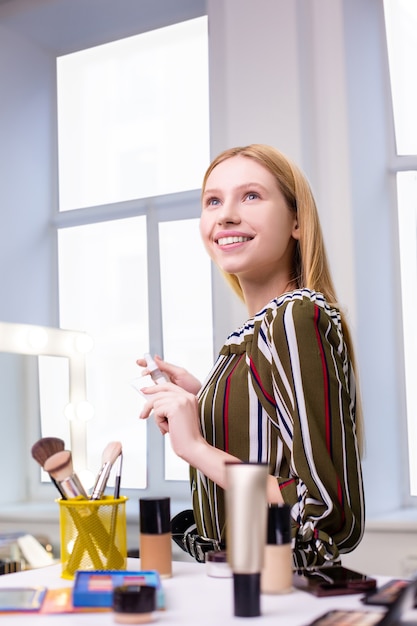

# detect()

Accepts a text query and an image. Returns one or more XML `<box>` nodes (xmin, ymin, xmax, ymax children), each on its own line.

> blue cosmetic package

<box><xmin>72</xmin><ymin>569</ymin><xmax>164</xmax><ymax>609</ymax></box>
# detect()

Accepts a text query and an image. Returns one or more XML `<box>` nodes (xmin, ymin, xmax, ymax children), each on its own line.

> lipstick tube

<box><xmin>225</xmin><ymin>462</ymin><xmax>268</xmax><ymax>617</ymax></box>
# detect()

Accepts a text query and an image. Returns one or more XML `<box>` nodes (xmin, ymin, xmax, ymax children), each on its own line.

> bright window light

<box><xmin>58</xmin><ymin>218</ymin><xmax>149</xmax><ymax>489</ymax></box>
<box><xmin>384</xmin><ymin>0</ymin><xmax>417</xmax><ymax>497</ymax></box>
<box><xmin>55</xmin><ymin>15</ymin><xmax>210</xmax><ymax>495</ymax></box>
<box><xmin>57</xmin><ymin>17</ymin><xmax>209</xmax><ymax>210</ymax></box>
<box><xmin>384</xmin><ymin>0</ymin><xmax>417</xmax><ymax>154</ymax></box>
<box><xmin>159</xmin><ymin>219</ymin><xmax>213</xmax><ymax>480</ymax></box>
<box><xmin>396</xmin><ymin>172</ymin><xmax>417</xmax><ymax>494</ymax></box>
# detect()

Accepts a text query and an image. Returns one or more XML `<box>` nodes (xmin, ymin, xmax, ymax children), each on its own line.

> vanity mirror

<box><xmin>0</xmin><ymin>321</ymin><xmax>93</xmax><ymax>495</ymax></box>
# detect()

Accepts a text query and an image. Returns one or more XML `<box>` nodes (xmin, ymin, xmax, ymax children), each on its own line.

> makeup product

<box><xmin>43</xmin><ymin>449</ymin><xmax>88</xmax><ymax>499</ymax></box>
<box><xmin>225</xmin><ymin>462</ymin><xmax>268</xmax><ymax>618</ymax></box>
<box><xmin>90</xmin><ymin>441</ymin><xmax>123</xmax><ymax>500</ymax></box>
<box><xmin>31</xmin><ymin>437</ymin><xmax>66</xmax><ymax>466</ymax></box>
<box><xmin>143</xmin><ymin>353</ymin><xmax>169</xmax><ymax>385</ymax></box>
<box><xmin>73</xmin><ymin>570</ymin><xmax>164</xmax><ymax>609</ymax></box>
<box><xmin>292</xmin><ymin>565</ymin><xmax>377</xmax><ymax>596</ymax></box>
<box><xmin>130</xmin><ymin>375</ymin><xmax>156</xmax><ymax>397</ymax></box>
<box><xmin>31</xmin><ymin>438</ymin><xmax>124</xmax><ymax>574</ymax></box>
<box><xmin>114</xmin><ymin>453</ymin><xmax>123</xmax><ymax>499</ymax></box>
<box><xmin>31</xmin><ymin>437</ymin><xmax>66</xmax><ymax>498</ymax></box>
<box><xmin>107</xmin><ymin>454</ymin><xmax>124</xmax><ymax>567</ymax></box>
<box><xmin>261</xmin><ymin>504</ymin><xmax>293</xmax><ymax>594</ymax></box>
<box><xmin>139</xmin><ymin>497</ymin><xmax>172</xmax><ymax>579</ymax></box>
<box><xmin>112</xmin><ymin>585</ymin><xmax>156</xmax><ymax>624</ymax></box>
<box><xmin>206</xmin><ymin>550</ymin><xmax>232</xmax><ymax>578</ymax></box>
<box><xmin>31</xmin><ymin>438</ymin><xmax>104</xmax><ymax>571</ymax></box>
<box><xmin>0</xmin><ymin>587</ymin><xmax>47</xmax><ymax>613</ymax></box>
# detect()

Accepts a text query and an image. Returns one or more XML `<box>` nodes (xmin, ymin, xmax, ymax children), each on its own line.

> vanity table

<box><xmin>0</xmin><ymin>558</ymin><xmax>413</xmax><ymax>625</ymax></box>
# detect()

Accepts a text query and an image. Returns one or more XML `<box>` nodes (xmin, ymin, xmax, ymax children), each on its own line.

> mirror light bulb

<box><xmin>75</xmin><ymin>401</ymin><xmax>94</xmax><ymax>422</ymax></box>
<box><xmin>28</xmin><ymin>327</ymin><xmax>48</xmax><ymax>351</ymax></box>
<box><xmin>74</xmin><ymin>334</ymin><xmax>94</xmax><ymax>354</ymax></box>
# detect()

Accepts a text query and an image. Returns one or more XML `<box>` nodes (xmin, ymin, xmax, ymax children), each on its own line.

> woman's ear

<box><xmin>292</xmin><ymin>220</ymin><xmax>300</xmax><ymax>240</ymax></box>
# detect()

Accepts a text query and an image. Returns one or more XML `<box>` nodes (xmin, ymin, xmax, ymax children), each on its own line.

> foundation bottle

<box><xmin>261</xmin><ymin>503</ymin><xmax>293</xmax><ymax>594</ymax></box>
<box><xmin>139</xmin><ymin>497</ymin><xmax>172</xmax><ymax>578</ymax></box>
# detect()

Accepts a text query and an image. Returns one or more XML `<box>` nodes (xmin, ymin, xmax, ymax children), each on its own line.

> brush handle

<box><xmin>114</xmin><ymin>475</ymin><xmax>121</xmax><ymax>500</ymax></box>
<box><xmin>106</xmin><ymin>500</ymin><xmax>120</xmax><ymax>568</ymax></box>
<box><xmin>90</xmin><ymin>462</ymin><xmax>112</xmax><ymax>500</ymax></box>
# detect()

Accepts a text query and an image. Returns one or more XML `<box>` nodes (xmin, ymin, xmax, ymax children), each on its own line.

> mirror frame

<box><xmin>0</xmin><ymin>321</ymin><xmax>92</xmax><ymax>473</ymax></box>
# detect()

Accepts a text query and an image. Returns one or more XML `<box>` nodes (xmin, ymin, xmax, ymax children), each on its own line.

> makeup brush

<box><xmin>32</xmin><ymin>439</ymin><xmax>104</xmax><ymax>571</ymax></box>
<box><xmin>90</xmin><ymin>441</ymin><xmax>123</xmax><ymax>500</ymax></box>
<box><xmin>31</xmin><ymin>437</ymin><xmax>65</xmax><ymax>466</ymax></box>
<box><xmin>106</xmin><ymin>451</ymin><xmax>124</xmax><ymax>568</ymax></box>
<box><xmin>114</xmin><ymin>452</ymin><xmax>123</xmax><ymax>499</ymax></box>
<box><xmin>31</xmin><ymin>437</ymin><xmax>66</xmax><ymax>498</ymax></box>
<box><xmin>44</xmin><ymin>449</ymin><xmax>88</xmax><ymax>499</ymax></box>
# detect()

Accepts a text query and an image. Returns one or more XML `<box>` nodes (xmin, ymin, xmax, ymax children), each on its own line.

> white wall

<box><xmin>0</xmin><ymin>22</ymin><xmax>57</xmax><ymax>327</ymax></box>
<box><xmin>207</xmin><ymin>0</ymin><xmax>359</xmax><ymax>356</ymax></box>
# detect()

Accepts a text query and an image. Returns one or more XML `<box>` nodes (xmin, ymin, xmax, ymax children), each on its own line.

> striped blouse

<box><xmin>190</xmin><ymin>288</ymin><xmax>364</xmax><ymax>566</ymax></box>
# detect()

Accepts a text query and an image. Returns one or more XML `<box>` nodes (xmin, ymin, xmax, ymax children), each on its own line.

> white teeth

<box><xmin>217</xmin><ymin>236</ymin><xmax>251</xmax><ymax>246</ymax></box>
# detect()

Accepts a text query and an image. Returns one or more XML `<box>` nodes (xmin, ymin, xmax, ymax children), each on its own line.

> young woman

<box><xmin>138</xmin><ymin>144</ymin><xmax>364</xmax><ymax>567</ymax></box>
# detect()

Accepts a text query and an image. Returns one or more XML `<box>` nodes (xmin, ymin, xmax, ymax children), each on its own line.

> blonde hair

<box><xmin>202</xmin><ymin>144</ymin><xmax>363</xmax><ymax>452</ymax></box>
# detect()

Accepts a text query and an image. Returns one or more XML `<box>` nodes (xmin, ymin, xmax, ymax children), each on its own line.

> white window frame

<box><xmin>52</xmin><ymin>189</ymin><xmax>204</xmax><ymax>505</ymax></box>
<box><xmin>383</xmin><ymin>0</ymin><xmax>417</xmax><ymax>504</ymax></box>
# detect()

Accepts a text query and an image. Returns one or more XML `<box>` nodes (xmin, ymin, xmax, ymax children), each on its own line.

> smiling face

<box><xmin>200</xmin><ymin>155</ymin><xmax>299</xmax><ymax>303</ymax></box>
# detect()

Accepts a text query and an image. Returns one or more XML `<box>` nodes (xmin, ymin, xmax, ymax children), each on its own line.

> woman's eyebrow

<box><xmin>203</xmin><ymin>182</ymin><xmax>267</xmax><ymax>196</ymax></box>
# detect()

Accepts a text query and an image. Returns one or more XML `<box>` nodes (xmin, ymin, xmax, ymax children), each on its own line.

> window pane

<box><xmin>384</xmin><ymin>0</ymin><xmax>417</xmax><ymax>154</ymax></box>
<box><xmin>397</xmin><ymin>171</ymin><xmax>417</xmax><ymax>494</ymax></box>
<box><xmin>159</xmin><ymin>219</ymin><xmax>213</xmax><ymax>480</ymax></box>
<box><xmin>57</xmin><ymin>17</ymin><xmax>209</xmax><ymax>211</ymax></box>
<box><xmin>58</xmin><ymin>217</ymin><xmax>149</xmax><ymax>488</ymax></box>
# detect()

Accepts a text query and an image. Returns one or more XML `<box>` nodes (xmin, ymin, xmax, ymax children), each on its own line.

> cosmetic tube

<box><xmin>261</xmin><ymin>504</ymin><xmax>293</xmax><ymax>594</ymax></box>
<box><xmin>144</xmin><ymin>353</ymin><xmax>169</xmax><ymax>385</ymax></box>
<box><xmin>139</xmin><ymin>497</ymin><xmax>172</xmax><ymax>578</ymax></box>
<box><xmin>225</xmin><ymin>462</ymin><xmax>268</xmax><ymax>617</ymax></box>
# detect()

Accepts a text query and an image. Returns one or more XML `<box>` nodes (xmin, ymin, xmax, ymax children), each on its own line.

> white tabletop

<box><xmin>0</xmin><ymin>558</ymin><xmax>412</xmax><ymax>625</ymax></box>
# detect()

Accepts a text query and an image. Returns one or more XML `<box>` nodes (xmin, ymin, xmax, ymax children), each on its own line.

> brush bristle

<box><xmin>102</xmin><ymin>441</ymin><xmax>123</xmax><ymax>465</ymax></box>
<box><xmin>31</xmin><ymin>437</ymin><xmax>65</xmax><ymax>467</ymax></box>
<box><xmin>43</xmin><ymin>449</ymin><xmax>72</xmax><ymax>482</ymax></box>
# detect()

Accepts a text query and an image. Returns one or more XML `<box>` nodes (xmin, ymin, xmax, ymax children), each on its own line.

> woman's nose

<box><xmin>217</xmin><ymin>200</ymin><xmax>240</xmax><ymax>224</ymax></box>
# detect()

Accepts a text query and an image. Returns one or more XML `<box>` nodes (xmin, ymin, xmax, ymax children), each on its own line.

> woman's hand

<box><xmin>139</xmin><ymin>380</ymin><xmax>284</xmax><ymax>502</ymax></box>
<box><xmin>136</xmin><ymin>355</ymin><xmax>201</xmax><ymax>395</ymax></box>
<box><xmin>139</xmin><ymin>383</ymin><xmax>206</xmax><ymax>463</ymax></box>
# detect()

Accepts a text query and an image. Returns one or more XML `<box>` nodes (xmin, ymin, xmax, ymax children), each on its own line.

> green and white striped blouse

<box><xmin>190</xmin><ymin>288</ymin><xmax>364</xmax><ymax>567</ymax></box>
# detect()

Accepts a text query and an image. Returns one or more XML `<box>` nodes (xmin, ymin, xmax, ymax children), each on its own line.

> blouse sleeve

<box><xmin>267</xmin><ymin>295</ymin><xmax>364</xmax><ymax>567</ymax></box>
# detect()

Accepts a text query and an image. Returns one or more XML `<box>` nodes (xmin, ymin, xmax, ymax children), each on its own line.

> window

<box><xmin>47</xmin><ymin>16</ymin><xmax>212</xmax><ymax>499</ymax></box>
<box><xmin>384</xmin><ymin>0</ymin><xmax>417</xmax><ymax>496</ymax></box>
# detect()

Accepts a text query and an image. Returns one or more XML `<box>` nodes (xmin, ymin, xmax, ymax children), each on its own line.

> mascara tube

<box><xmin>225</xmin><ymin>462</ymin><xmax>268</xmax><ymax>618</ymax></box>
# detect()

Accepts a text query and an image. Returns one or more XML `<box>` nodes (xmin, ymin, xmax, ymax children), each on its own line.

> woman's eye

<box><xmin>246</xmin><ymin>192</ymin><xmax>259</xmax><ymax>201</ymax></box>
<box><xmin>206</xmin><ymin>197</ymin><xmax>220</xmax><ymax>207</ymax></box>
